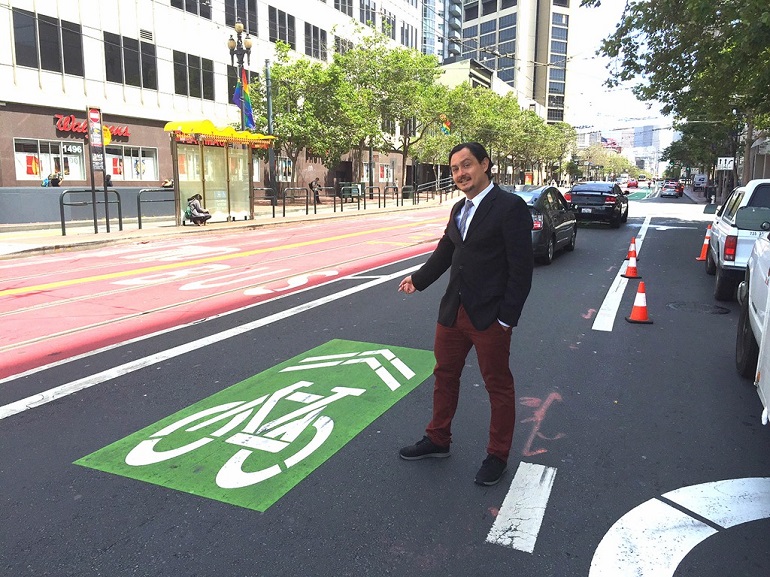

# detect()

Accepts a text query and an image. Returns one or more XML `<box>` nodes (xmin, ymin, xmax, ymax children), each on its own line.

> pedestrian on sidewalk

<box><xmin>397</xmin><ymin>141</ymin><xmax>534</xmax><ymax>486</ymax></box>
<box><xmin>310</xmin><ymin>177</ymin><xmax>323</xmax><ymax>204</ymax></box>
<box><xmin>187</xmin><ymin>194</ymin><xmax>211</xmax><ymax>226</ymax></box>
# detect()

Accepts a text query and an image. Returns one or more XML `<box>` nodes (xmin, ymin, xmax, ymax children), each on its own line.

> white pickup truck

<box><xmin>735</xmin><ymin>206</ymin><xmax>770</xmax><ymax>425</ymax></box>
<box><xmin>706</xmin><ymin>180</ymin><xmax>770</xmax><ymax>300</ymax></box>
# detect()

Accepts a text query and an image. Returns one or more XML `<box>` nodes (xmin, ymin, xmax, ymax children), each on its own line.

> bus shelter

<box><xmin>164</xmin><ymin>120</ymin><xmax>273</xmax><ymax>224</ymax></box>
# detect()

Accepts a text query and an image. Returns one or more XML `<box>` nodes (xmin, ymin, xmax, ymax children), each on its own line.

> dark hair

<box><xmin>449</xmin><ymin>142</ymin><xmax>493</xmax><ymax>178</ymax></box>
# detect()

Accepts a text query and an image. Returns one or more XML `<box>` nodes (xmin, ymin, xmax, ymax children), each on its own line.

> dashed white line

<box><xmin>486</xmin><ymin>461</ymin><xmax>557</xmax><ymax>553</ymax></box>
<box><xmin>592</xmin><ymin>215</ymin><xmax>651</xmax><ymax>332</ymax></box>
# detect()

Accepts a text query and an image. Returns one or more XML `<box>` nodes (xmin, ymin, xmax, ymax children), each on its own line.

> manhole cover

<box><xmin>666</xmin><ymin>301</ymin><xmax>730</xmax><ymax>314</ymax></box>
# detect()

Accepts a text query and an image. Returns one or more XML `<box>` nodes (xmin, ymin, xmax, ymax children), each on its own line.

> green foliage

<box><xmin>573</xmin><ymin>142</ymin><xmax>635</xmax><ymax>180</ymax></box>
<box><xmin>251</xmin><ymin>32</ymin><xmax>577</xmax><ymax>186</ymax></box>
<box><xmin>580</xmin><ymin>0</ymin><xmax>769</xmax><ymax>181</ymax></box>
<box><xmin>580</xmin><ymin>0</ymin><xmax>770</xmax><ymax>118</ymax></box>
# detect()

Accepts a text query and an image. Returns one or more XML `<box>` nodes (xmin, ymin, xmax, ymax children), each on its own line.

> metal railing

<box><xmin>313</xmin><ymin>187</ymin><xmax>335</xmax><ymax>214</ymax></box>
<box><xmin>59</xmin><ymin>188</ymin><xmax>123</xmax><ymax>236</ymax></box>
<box><xmin>252</xmin><ymin>187</ymin><xmax>275</xmax><ymax>218</ymax></box>
<box><xmin>282</xmin><ymin>187</ymin><xmax>308</xmax><ymax>217</ymax></box>
<box><xmin>383</xmin><ymin>185</ymin><xmax>400</xmax><ymax>208</ymax></box>
<box><xmin>365</xmin><ymin>186</ymin><xmax>380</xmax><ymax>208</ymax></box>
<box><xmin>335</xmin><ymin>185</ymin><xmax>362</xmax><ymax>213</ymax></box>
<box><xmin>137</xmin><ymin>188</ymin><xmax>175</xmax><ymax>229</ymax></box>
<box><xmin>416</xmin><ymin>176</ymin><xmax>455</xmax><ymax>203</ymax></box>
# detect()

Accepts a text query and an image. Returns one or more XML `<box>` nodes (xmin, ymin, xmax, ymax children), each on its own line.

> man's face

<box><xmin>450</xmin><ymin>147</ymin><xmax>490</xmax><ymax>197</ymax></box>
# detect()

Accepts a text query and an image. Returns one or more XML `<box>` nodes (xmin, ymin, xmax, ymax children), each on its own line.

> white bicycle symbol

<box><xmin>124</xmin><ymin>380</ymin><xmax>365</xmax><ymax>489</ymax></box>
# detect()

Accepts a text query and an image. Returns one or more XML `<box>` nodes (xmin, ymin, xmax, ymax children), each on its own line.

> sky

<box><xmin>565</xmin><ymin>1</ymin><xmax>671</xmax><ymax>135</ymax></box>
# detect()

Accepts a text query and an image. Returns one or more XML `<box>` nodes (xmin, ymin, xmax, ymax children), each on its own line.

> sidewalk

<box><xmin>0</xmin><ymin>195</ymin><xmax>451</xmax><ymax>259</ymax></box>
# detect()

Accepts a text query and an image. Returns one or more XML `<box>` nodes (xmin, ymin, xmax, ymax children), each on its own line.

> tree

<box><xmin>252</xmin><ymin>42</ymin><xmax>347</xmax><ymax>184</ymax></box>
<box><xmin>332</xmin><ymin>32</ymin><xmax>399</xmax><ymax>184</ymax></box>
<box><xmin>581</xmin><ymin>0</ymin><xmax>770</xmax><ymax>182</ymax></box>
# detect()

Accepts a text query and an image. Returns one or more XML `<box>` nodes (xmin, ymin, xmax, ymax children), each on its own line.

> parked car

<box><xmin>627</xmin><ymin>178</ymin><xmax>639</xmax><ymax>188</ymax></box>
<box><xmin>706</xmin><ymin>179</ymin><xmax>770</xmax><ymax>300</ymax></box>
<box><xmin>660</xmin><ymin>182</ymin><xmax>681</xmax><ymax>198</ymax></box>
<box><xmin>663</xmin><ymin>179</ymin><xmax>684</xmax><ymax>196</ymax></box>
<box><xmin>564</xmin><ymin>181</ymin><xmax>628</xmax><ymax>228</ymax></box>
<box><xmin>735</xmin><ymin>206</ymin><xmax>770</xmax><ymax>378</ymax></box>
<box><xmin>500</xmin><ymin>184</ymin><xmax>577</xmax><ymax>264</ymax></box>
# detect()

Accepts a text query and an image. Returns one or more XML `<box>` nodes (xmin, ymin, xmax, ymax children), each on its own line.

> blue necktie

<box><xmin>458</xmin><ymin>199</ymin><xmax>473</xmax><ymax>239</ymax></box>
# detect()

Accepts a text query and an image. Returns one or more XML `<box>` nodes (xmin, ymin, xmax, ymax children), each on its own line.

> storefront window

<box><xmin>104</xmin><ymin>145</ymin><xmax>158</xmax><ymax>181</ymax></box>
<box><xmin>252</xmin><ymin>156</ymin><xmax>261</xmax><ymax>181</ymax></box>
<box><xmin>14</xmin><ymin>138</ymin><xmax>85</xmax><ymax>182</ymax></box>
<box><xmin>379</xmin><ymin>163</ymin><xmax>393</xmax><ymax>182</ymax></box>
<box><xmin>277</xmin><ymin>157</ymin><xmax>293</xmax><ymax>182</ymax></box>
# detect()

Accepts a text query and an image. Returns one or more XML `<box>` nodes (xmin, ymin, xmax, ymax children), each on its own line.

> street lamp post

<box><xmin>227</xmin><ymin>18</ymin><xmax>252</xmax><ymax>130</ymax></box>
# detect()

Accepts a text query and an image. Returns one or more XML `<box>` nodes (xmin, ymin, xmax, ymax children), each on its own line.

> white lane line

<box><xmin>589</xmin><ymin>497</ymin><xmax>717</xmax><ymax>576</ymax></box>
<box><xmin>589</xmin><ymin>478</ymin><xmax>770</xmax><ymax>577</ymax></box>
<box><xmin>0</xmin><ymin>265</ymin><xmax>420</xmax><ymax>421</ymax></box>
<box><xmin>662</xmin><ymin>477</ymin><xmax>770</xmax><ymax>529</ymax></box>
<box><xmin>486</xmin><ymin>462</ymin><xmax>557</xmax><ymax>553</ymax></box>
<box><xmin>592</xmin><ymin>216</ymin><xmax>652</xmax><ymax>332</ymax></box>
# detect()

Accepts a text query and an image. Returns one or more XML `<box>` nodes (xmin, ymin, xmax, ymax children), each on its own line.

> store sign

<box><xmin>86</xmin><ymin>107</ymin><xmax>104</xmax><ymax>171</ymax></box>
<box><xmin>54</xmin><ymin>114</ymin><xmax>130</xmax><ymax>138</ymax></box>
<box><xmin>716</xmin><ymin>157</ymin><xmax>735</xmax><ymax>171</ymax></box>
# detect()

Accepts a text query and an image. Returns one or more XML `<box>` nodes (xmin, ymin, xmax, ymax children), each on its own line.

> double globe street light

<box><xmin>227</xmin><ymin>19</ymin><xmax>252</xmax><ymax>131</ymax></box>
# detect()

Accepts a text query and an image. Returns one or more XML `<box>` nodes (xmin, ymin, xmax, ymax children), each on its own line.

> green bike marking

<box><xmin>75</xmin><ymin>339</ymin><xmax>434</xmax><ymax>511</ymax></box>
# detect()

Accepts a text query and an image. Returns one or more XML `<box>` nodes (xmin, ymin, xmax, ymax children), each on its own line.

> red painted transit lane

<box><xmin>0</xmin><ymin>210</ymin><xmax>447</xmax><ymax>378</ymax></box>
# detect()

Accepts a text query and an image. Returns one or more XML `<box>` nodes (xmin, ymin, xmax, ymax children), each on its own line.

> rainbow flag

<box><xmin>440</xmin><ymin>114</ymin><xmax>451</xmax><ymax>135</ymax></box>
<box><xmin>232</xmin><ymin>68</ymin><xmax>256</xmax><ymax>130</ymax></box>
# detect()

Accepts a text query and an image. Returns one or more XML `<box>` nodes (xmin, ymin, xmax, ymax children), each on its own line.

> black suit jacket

<box><xmin>411</xmin><ymin>184</ymin><xmax>534</xmax><ymax>330</ymax></box>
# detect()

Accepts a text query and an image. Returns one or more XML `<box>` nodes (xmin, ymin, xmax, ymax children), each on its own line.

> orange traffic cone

<box><xmin>622</xmin><ymin>254</ymin><xmax>641</xmax><ymax>279</ymax></box>
<box><xmin>624</xmin><ymin>237</ymin><xmax>638</xmax><ymax>261</ymax></box>
<box><xmin>695</xmin><ymin>224</ymin><xmax>711</xmax><ymax>261</ymax></box>
<box><xmin>626</xmin><ymin>281</ymin><xmax>653</xmax><ymax>324</ymax></box>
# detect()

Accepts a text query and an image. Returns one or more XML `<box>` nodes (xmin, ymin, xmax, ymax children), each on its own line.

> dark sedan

<box><xmin>501</xmin><ymin>184</ymin><xmax>577</xmax><ymax>264</ymax></box>
<box><xmin>564</xmin><ymin>181</ymin><xmax>629</xmax><ymax>228</ymax></box>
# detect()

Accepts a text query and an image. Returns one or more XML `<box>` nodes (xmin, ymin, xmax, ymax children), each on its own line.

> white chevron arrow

<box><xmin>279</xmin><ymin>349</ymin><xmax>416</xmax><ymax>391</ymax></box>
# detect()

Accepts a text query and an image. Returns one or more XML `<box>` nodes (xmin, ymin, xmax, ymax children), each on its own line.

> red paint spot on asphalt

<box><xmin>581</xmin><ymin>308</ymin><xmax>597</xmax><ymax>319</ymax></box>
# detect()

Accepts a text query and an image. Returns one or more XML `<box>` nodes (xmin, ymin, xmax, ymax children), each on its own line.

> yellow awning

<box><xmin>163</xmin><ymin>119</ymin><xmax>275</xmax><ymax>146</ymax></box>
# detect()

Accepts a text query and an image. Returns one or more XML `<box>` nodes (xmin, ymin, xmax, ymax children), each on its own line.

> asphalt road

<box><xmin>1</xmin><ymin>195</ymin><xmax>769</xmax><ymax>577</ymax></box>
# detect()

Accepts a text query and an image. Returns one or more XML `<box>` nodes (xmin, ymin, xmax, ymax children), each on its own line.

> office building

<box><xmin>456</xmin><ymin>0</ymin><xmax>573</xmax><ymax>123</ymax></box>
<box><xmin>0</xmin><ymin>0</ymin><xmax>421</xmax><ymax>189</ymax></box>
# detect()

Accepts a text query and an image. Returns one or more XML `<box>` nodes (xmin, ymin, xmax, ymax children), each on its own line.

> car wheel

<box><xmin>610</xmin><ymin>212</ymin><xmax>621</xmax><ymax>228</ymax></box>
<box><xmin>736</xmin><ymin>295</ymin><xmax>759</xmax><ymax>379</ymax></box>
<box><xmin>705</xmin><ymin>246</ymin><xmax>716</xmax><ymax>275</ymax></box>
<box><xmin>714</xmin><ymin>264</ymin><xmax>736</xmax><ymax>301</ymax></box>
<box><xmin>621</xmin><ymin>205</ymin><xmax>628</xmax><ymax>223</ymax></box>
<box><xmin>565</xmin><ymin>226</ymin><xmax>577</xmax><ymax>252</ymax></box>
<box><xmin>537</xmin><ymin>236</ymin><xmax>555</xmax><ymax>265</ymax></box>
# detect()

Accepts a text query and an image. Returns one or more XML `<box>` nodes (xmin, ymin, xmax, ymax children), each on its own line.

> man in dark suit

<box><xmin>398</xmin><ymin>142</ymin><xmax>533</xmax><ymax>486</ymax></box>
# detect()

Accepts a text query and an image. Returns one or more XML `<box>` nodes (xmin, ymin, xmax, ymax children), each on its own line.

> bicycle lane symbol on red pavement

<box><xmin>75</xmin><ymin>339</ymin><xmax>435</xmax><ymax>512</ymax></box>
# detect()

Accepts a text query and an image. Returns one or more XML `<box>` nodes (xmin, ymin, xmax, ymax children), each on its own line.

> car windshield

<box><xmin>512</xmin><ymin>190</ymin><xmax>539</xmax><ymax>205</ymax></box>
<box><xmin>571</xmin><ymin>183</ymin><xmax>614</xmax><ymax>193</ymax></box>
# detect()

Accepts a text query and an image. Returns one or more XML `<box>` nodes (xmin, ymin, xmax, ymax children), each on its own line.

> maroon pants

<box><xmin>425</xmin><ymin>305</ymin><xmax>516</xmax><ymax>461</ymax></box>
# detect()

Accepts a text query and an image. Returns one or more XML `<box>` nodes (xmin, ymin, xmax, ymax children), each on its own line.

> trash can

<box><xmin>705</xmin><ymin>185</ymin><xmax>717</xmax><ymax>204</ymax></box>
<box><xmin>402</xmin><ymin>185</ymin><xmax>414</xmax><ymax>200</ymax></box>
